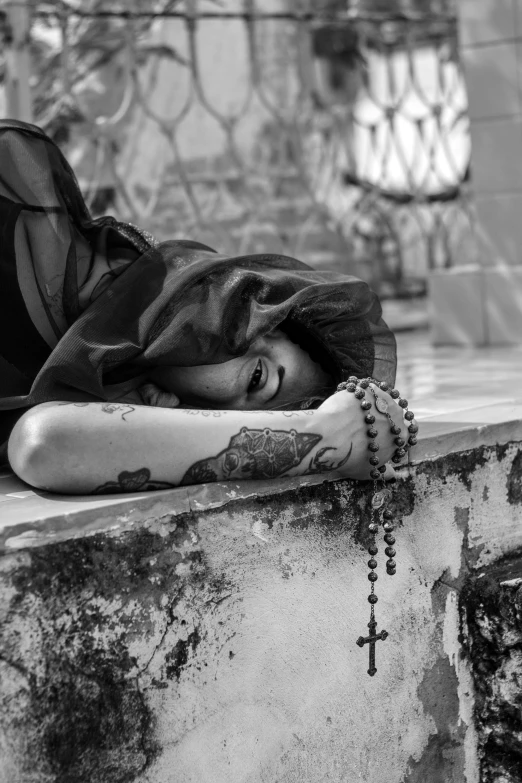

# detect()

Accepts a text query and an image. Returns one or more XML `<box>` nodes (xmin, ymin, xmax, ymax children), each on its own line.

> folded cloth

<box><xmin>0</xmin><ymin>120</ymin><xmax>396</xmax><ymax>431</ymax></box>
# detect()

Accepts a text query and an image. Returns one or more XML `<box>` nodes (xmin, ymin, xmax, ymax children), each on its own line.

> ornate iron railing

<box><xmin>1</xmin><ymin>0</ymin><xmax>473</xmax><ymax>296</ymax></box>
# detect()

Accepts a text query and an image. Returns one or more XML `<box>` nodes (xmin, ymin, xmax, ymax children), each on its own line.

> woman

<box><xmin>1</xmin><ymin>120</ymin><xmax>406</xmax><ymax>494</ymax></box>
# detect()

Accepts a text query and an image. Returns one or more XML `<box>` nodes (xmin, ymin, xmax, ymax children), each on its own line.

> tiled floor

<box><xmin>396</xmin><ymin>329</ymin><xmax>522</xmax><ymax>415</ymax></box>
<box><xmin>1</xmin><ymin>328</ymin><xmax>522</xmax><ymax>539</ymax></box>
<box><xmin>396</xmin><ymin>329</ymin><xmax>522</xmax><ymax>462</ymax></box>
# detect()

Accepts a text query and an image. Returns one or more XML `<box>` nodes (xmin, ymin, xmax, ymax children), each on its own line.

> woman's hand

<box><xmin>316</xmin><ymin>383</ymin><xmax>410</xmax><ymax>480</ymax></box>
<box><xmin>138</xmin><ymin>382</ymin><xmax>180</xmax><ymax>409</ymax></box>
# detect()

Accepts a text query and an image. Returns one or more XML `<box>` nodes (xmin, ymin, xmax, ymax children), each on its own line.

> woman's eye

<box><xmin>248</xmin><ymin>359</ymin><xmax>263</xmax><ymax>392</ymax></box>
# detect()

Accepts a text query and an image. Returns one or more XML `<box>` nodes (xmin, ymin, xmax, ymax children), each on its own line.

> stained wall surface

<box><xmin>1</xmin><ymin>437</ymin><xmax>522</xmax><ymax>783</ymax></box>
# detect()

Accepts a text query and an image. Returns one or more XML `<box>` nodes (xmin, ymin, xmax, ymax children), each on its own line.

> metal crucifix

<box><xmin>356</xmin><ymin>619</ymin><xmax>388</xmax><ymax>676</ymax></box>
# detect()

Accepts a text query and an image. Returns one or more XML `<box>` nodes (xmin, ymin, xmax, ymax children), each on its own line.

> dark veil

<box><xmin>0</xmin><ymin>120</ymin><xmax>396</xmax><ymax>421</ymax></box>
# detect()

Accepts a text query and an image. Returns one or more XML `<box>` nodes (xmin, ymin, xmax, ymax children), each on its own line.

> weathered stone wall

<box><xmin>462</xmin><ymin>554</ymin><xmax>522</xmax><ymax>783</ymax></box>
<box><xmin>1</xmin><ymin>441</ymin><xmax>522</xmax><ymax>783</ymax></box>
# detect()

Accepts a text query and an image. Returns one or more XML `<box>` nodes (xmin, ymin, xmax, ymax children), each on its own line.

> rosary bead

<box><xmin>408</xmin><ymin>423</ymin><xmax>419</xmax><ymax>434</ymax></box>
<box><xmin>386</xmin><ymin>567</ymin><xmax>396</xmax><ymax>576</ymax></box>
<box><xmin>368</xmin><ymin>572</ymin><xmax>378</xmax><ymax>582</ymax></box>
<box><xmin>359</xmin><ymin>379</ymin><xmax>370</xmax><ymax>388</ymax></box>
<box><xmin>346</xmin><ymin>382</ymin><xmax>357</xmax><ymax>393</ymax></box>
<box><xmin>378</xmin><ymin>382</ymin><xmax>389</xmax><ymax>391</ymax></box>
<box><xmin>369</xmin><ymin>455</ymin><xmax>380</xmax><ymax>466</ymax></box>
<box><xmin>385</xmin><ymin>546</ymin><xmax>396</xmax><ymax>558</ymax></box>
<box><xmin>367</xmin><ymin>428</ymin><xmax>378</xmax><ymax>438</ymax></box>
<box><xmin>383</xmin><ymin>522</ymin><xmax>395</xmax><ymax>532</ymax></box>
<box><xmin>387</xmin><ymin>559</ymin><xmax>396</xmax><ymax>569</ymax></box>
<box><xmin>394</xmin><ymin>437</ymin><xmax>405</xmax><ymax>447</ymax></box>
<box><xmin>368</xmin><ymin>545</ymin><xmax>378</xmax><ymax>555</ymax></box>
<box><xmin>368</xmin><ymin>558</ymin><xmax>378</xmax><ymax>569</ymax></box>
<box><xmin>337</xmin><ymin>382</ymin><xmax>347</xmax><ymax>390</ymax></box>
<box><xmin>392</xmin><ymin>454</ymin><xmax>403</xmax><ymax>463</ymax></box>
<box><xmin>368</xmin><ymin>594</ymin><xmax>378</xmax><ymax>604</ymax></box>
<box><xmin>390</xmin><ymin>425</ymin><xmax>402</xmax><ymax>435</ymax></box>
<box><xmin>370</xmin><ymin>469</ymin><xmax>381</xmax><ymax>480</ymax></box>
<box><xmin>368</xmin><ymin>523</ymin><xmax>379</xmax><ymax>534</ymax></box>
<box><xmin>348</xmin><ymin>375</ymin><xmax>358</xmax><ymax>383</ymax></box>
<box><xmin>394</xmin><ymin>448</ymin><xmax>406</xmax><ymax>459</ymax></box>
<box><xmin>404</xmin><ymin>410</ymin><xmax>415</xmax><ymax>421</ymax></box>
<box><xmin>384</xmin><ymin>533</ymin><xmax>395</xmax><ymax>545</ymax></box>
<box><xmin>378</xmin><ymin>464</ymin><xmax>387</xmax><ymax>473</ymax></box>
<box><xmin>365</xmin><ymin>414</ymin><xmax>376</xmax><ymax>424</ymax></box>
<box><xmin>389</xmin><ymin>389</ymin><xmax>400</xmax><ymax>399</ymax></box>
<box><xmin>361</xmin><ymin>400</ymin><xmax>372</xmax><ymax>410</ymax></box>
<box><xmin>383</xmin><ymin>509</ymin><xmax>393</xmax><ymax>520</ymax></box>
<box><xmin>355</xmin><ymin>389</ymin><xmax>365</xmax><ymax>399</ymax></box>
<box><xmin>368</xmin><ymin>442</ymin><xmax>380</xmax><ymax>452</ymax></box>
<box><xmin>398</xmin><ymin>398</ymin><xmax>409</xmax><ymax>409</ymax></box>
<box><xmin>408</xmin><ymin>436</ymin><xmax>418</xmax><ymax>446</ymax></box>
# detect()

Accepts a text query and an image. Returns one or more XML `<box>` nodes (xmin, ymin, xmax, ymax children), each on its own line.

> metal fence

<box><xmin>1</xmin><ymin>0</ymin><xmax>474</xmax><ymax>297</ymax></box>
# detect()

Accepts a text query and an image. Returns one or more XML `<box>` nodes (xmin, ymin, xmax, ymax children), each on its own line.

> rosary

<box><xmin>336</xmin><ymin>377</ymin><xmax>418</xmax><ymax>677</ymax></box>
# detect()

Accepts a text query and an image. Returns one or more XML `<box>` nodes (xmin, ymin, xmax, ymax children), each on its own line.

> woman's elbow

<box><xmin>8</xmin><ymin>406</ymin><xmax>68</xmax><ymax>491</ymax></box>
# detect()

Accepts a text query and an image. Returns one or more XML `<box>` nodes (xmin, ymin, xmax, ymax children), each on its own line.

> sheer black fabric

<box><xmin>0</xmin><ymin>121</ymin><xmax>396</xmax><ymax>441</ymax></box>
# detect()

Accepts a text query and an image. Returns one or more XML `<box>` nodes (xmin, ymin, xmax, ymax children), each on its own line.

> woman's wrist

<box><xmin>314</xmin><ymin>384</ymin><xmax>410</xmax><ymax>480</ymax></box>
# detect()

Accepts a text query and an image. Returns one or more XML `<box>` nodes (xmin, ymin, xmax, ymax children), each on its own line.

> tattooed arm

<box><xmin>7</xmin><ymin>390</ymin><xmax>408</xmax><ymax>494</ymax></box>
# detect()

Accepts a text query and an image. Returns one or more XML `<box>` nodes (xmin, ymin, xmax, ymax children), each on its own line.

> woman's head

<box><xmin>149</xmin><ymin>329</ymin><xmax>334</xmax><ymax>410</ymax></box>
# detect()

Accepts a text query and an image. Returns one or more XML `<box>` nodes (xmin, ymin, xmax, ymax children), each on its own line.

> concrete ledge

<box><xmin>0</xmin><ymin>472</ymin><xmax>349</xmax><ymax>554</ymax></box>
<box><xmin>2</xmin><ymin>334</ymin><xmax>522</xmax><ymax>782</ymax></box>
<box><xmin>2</xmin><ymin>393</ymin><xmax>521</xmax><ymax>552</ymax></box>
<box><xmin>410</xmin><ymin>402</ymin><xmax>522</xmax><ymax>463</ymax></box>
<box><xmin>1</xmin><ymin>439</ymin><xmax>522</xmax><ymax>782</ymax></box>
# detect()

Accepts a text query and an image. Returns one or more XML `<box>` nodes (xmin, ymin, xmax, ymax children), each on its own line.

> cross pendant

<box><xmin>356</xmin><ymin>620</ymin><xmax>388</xmax><ymax>676</ymax></box>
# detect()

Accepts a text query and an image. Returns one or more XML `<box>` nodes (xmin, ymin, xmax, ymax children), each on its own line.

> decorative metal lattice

<box><xmin>1</xmin><ymin>0</ymin><xmax>474</xmax><ymax>296</ymax></box>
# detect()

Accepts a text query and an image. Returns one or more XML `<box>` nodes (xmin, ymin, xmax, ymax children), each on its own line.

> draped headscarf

<box><xmin>0</xmin><ymin>120</ymin><xmax>396</xmax><ymax>430</ymax></box>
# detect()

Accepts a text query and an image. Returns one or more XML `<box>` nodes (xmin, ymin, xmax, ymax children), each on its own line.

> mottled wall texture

<box><xmin>462</xmin><ymin>552</ymin><xmax>522</xmax><ymax>783</ymax></box>
<box><xmin>1</xmin><ymin>442</ymin><xmax>522</xmax><ymax>783</ymax></box>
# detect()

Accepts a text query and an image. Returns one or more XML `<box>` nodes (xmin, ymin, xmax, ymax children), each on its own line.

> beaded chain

<box><xmin>336</xmin><ymin>376</ymin><xmax>418</xmax><ymax>677</ymax></box>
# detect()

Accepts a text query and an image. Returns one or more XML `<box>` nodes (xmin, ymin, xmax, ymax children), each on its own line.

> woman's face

<box><xmin>150</xmin><ymin>330</ymin><xmax>333</xmax><ymax>410</ymax></box>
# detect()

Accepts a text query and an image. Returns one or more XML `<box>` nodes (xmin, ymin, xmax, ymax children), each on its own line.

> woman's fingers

<box><xmin>382</xmin><ymin>463</ymin><xmax>399</xmax><ymax>481</ymax></box>
<box><xmin>369</xmin><ymin>384</ymin><xmax>408</xmax><ymax>432</ymax></box>
<box><xmin>367</xmin><ymin>383</ymin><xmax>410</xmax><ymax>465</ymax></box>
<box><xmin>139</xmin><ymin>382</ymin><xmax>180</xmax><ymax>408</ymax></box>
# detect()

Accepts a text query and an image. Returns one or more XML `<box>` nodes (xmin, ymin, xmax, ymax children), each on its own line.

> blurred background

<box><xmin>0</xmin><ymin>0</ymin><xmax>473</xmax><ymax>296</ymax></box>
<box><xmin>1</xmin><ymin>0</ymin><xmax>520</xmax><ymax>345</ymax></box>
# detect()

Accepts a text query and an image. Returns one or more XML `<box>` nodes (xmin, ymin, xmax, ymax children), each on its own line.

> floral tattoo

<box><xmin>180</xmin><ymin>426</ymin><xmax>323</xmax><ymax>484</ymax></box>
<box><xmin>92</xmin><ymin>468</ymin><xmax>175</xmax><ymax>494</ymax></box>
<box><xmin>91</xmin><ymin>427</ymin><xmax>352</xmax><ymax>494</ymax></box>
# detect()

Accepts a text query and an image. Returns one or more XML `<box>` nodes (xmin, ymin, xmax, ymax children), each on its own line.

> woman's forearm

<box><xmin>8</xmin><ymin>401</ymin><xmax>358</xmax><ymax>494</ymax></box>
